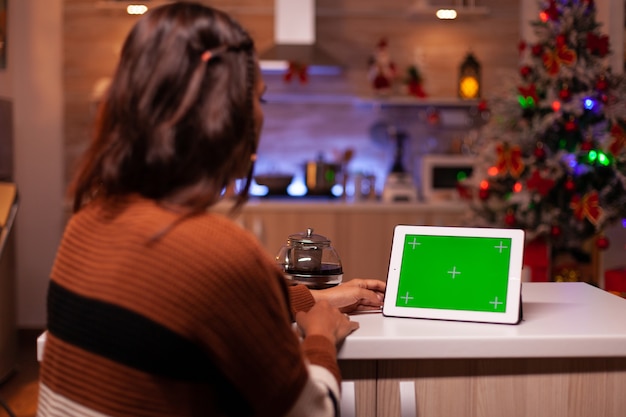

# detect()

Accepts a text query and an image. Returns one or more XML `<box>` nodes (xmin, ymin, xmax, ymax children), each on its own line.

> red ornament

<box><xmin>477</xmin><ymin>99</ymin><xmax>488</xmax><ymax>112</ymax></box>
<box><xmin>520</xmin><ymin>65</ymin><xmax>532</xmax><ymax>78</ymax></box>
<box><xmin>564</xmin><ymin>119</ymin><xmax>577</xmax><ymax>132</ymax></box>
<box><xmin>531</xmin><ymin>44</ymin><xmax>543</xmax><ymax>56</ymax></box>
<box><xmin>596</xmin><ymin>75</ymin><xmax>608</xmax><ymax>91</ymax></box>
<box><xmin>479</xmin><ymin>188</ymin><xmax>490</xmax><ymax>200</ymax></box>
<box><xmin>504</xmin><ymin>211</ymin><xmax>516</xmax><ymax>226</ymax></box>
<box><xmin>534</xmin><ymin>144</ymin><xmax>546</xmax><ymax>160</ymax></box>
<box><xmin>580</xmin><ymin>140</ymin><xmax>594</xmax><ymax>151</ymax></box>
<box><xmin>587</xmin><ymin>32</ymin><xmax>609</xmax><ymax>57</ymax></box>
<box><xmin>565</xmin><ymin>177</ymin><xmax>576</xmax><ymax>192</ymax></box>
<box><xmin>556</xmin><ymin>34</ymin><xmax>566</xmax><ymax>47</ymax></box>
<box><xmin>559</xmin><ymin>87</ymin><xmax>571</xmax><ymax>101</ymax></box>
<box><xmin>550</xmin><ymin>225</ymin><xmax>562</xmax><ymax>237</ymax></box>
<box><xmin>596</xmin><ymin>236</ymin><xmax>610</xmax><ymax>250</ymax></box>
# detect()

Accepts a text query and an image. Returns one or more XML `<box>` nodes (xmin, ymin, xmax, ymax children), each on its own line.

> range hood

<box><xmin>259</xmin><ymin>0</ymin><xmax>343</xmax><ymax>74</ymax></box>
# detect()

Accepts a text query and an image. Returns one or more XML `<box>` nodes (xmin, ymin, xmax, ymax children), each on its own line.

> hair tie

<box><xmin>201</xmin><ymin>51</ymin><xmax>212</xmax><ymax>62</ymax></box>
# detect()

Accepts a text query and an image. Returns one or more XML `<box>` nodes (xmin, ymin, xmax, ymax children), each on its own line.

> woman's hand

<box><xmin>312</xmin><ymin>279</ymin><xmax>386</xmax><ymax>313</ymax></box>
<box><xmin>295</xmin><ymin>300</ymin><xmax>359</xmax><ymax>345</ymax></box>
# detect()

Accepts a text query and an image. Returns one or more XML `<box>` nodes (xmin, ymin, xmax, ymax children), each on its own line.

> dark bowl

<box><xmin>254</xmin><ymin>174</ymin><xmax>294</xmax><ymax>194</ymax></box>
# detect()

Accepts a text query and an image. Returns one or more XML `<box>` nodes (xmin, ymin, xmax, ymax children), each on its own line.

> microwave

<box><xmin>421</xmin><ymin>154</ymin><xmax>475</xmax><ymax>201</ymax></box>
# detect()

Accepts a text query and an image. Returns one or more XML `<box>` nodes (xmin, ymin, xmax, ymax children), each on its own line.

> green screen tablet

<box><xmin>383</xmin><ymin>225</ymin><xmax>524</xmax><ymax>324</ymax></box>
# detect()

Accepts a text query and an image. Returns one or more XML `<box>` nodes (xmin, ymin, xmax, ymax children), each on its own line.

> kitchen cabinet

<box><xmin>216</xmin><ymin>199</ymin><xmax>467</xmax><ymax>281</ymax></box>
<box><xmin>337</xmin><ymin>283</ymin><xmax>626</xmax><ymax>417</ymax></box>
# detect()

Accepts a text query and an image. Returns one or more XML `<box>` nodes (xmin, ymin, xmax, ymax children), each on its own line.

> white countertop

<box><xmin>339</xmin><ymin>282</ymin><xmax>626</xmax><ymax>360</ymax></box>
<box><xmin>38</xmin><ymin>282</ymin><xmax>626</xmax><ymax>362</ymax></box>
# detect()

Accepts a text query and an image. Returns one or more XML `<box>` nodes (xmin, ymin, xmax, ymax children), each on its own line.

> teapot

<box><xmin>275</xmin><ymin>228</ymin><xmax>343</xmax><ymax>289</ymax></box>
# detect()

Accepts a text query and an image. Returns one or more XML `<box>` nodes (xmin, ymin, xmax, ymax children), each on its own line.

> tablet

<box><xmin>383</xmin><ymin>225</ymin><xmax>525</xmax><ymax>324</ymax></box>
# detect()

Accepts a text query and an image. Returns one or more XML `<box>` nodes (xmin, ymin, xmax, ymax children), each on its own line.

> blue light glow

<box><xmin>287</xmin><ymin>181</ymin><xmax>307</xmax><ymax>197</ymax></box>
<box><xmin>583</xmin><ymin>98</ymin><xmax>595</xmax><ymax>110</ymax></box>
<box><xmin>331</xmin><ymin>184</ymin><xmax>343</xmax><ymax>197</ymax></box>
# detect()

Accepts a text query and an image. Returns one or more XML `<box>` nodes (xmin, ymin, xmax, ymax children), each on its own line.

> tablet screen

<box><xmin>396</xmin><ymin>234</ymin><xmax>512</xmax><ymax>313</ymax></box>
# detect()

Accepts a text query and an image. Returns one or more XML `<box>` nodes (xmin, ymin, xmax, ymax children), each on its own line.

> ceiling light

<box><xmin>126</xmin><ymin>5</ymin><xmax>148</xmax><ymax>15</ymax></box>
<box><xmin>436</xmin><ymin>9</ymin><xmax>457</xmax><ymax>20</ymax></box>
<box><xmin>409</xmin><ymin>0</ymin><xmax>489</xmax><ymax>19</ymax></box>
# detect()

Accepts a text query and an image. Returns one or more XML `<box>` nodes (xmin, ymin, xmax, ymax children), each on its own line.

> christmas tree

<box><xmin>462</xmin><ymin>0</ymin><xmax>626</xmax><ymax>259</ymax></box>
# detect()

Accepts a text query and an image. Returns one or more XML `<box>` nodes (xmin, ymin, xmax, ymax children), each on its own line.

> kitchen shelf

<box><xmin>263</xmin><ymin>92</ymin><xmax>482</xmax><ymax>108</ymax></box>
<box><xmin>355</xmin><ymin>96</ymin><xmax>481</xmax><ymax>109</ymax></box>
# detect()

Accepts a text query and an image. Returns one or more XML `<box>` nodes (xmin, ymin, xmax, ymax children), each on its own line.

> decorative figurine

<box><xmin>368</xmin><ymin>38</ymin><xmax>397</xmax><ymax>95</ymax></box>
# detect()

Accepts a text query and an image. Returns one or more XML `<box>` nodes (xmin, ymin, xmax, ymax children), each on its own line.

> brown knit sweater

<box><xmin>38</xmin><ymin>195</ymin><xmax>339</xmax><ymax>417</ymax></box>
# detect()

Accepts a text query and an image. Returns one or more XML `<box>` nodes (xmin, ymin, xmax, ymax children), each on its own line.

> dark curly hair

<box><xmin>70</xmin><ymin>1</ymin><xmax>257</xmax><ymax>215</ymax></box>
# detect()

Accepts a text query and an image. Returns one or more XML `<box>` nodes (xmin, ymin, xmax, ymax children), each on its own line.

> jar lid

<box><xmin>287</xmin><ymin>228</ymin><xmax>330</xmax><ymax>245</ymax></box>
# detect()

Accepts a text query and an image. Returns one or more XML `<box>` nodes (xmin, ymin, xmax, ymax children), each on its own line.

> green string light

<box><xmin>588</xmin><ymin>150</ymin><xmax>597</xmax><ymax>162</ymax></box>
<box><xmin>597</xmin><ymin>152</ymin><xmax>610</xmax><ymax>166</ymax></box>
<box><xmin>518</xmin><ymin>95</ymin><xmax>535</xmax><ymax>109</ymax></box>
<box><xmin>585</xmin><ymin>150</ymin><xmax>612</xmax><ymax>166</ymax></box>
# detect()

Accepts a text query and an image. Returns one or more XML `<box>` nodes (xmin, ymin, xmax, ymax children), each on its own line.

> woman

<box><xmin>37</xmin><ymin>2</ymin><xmax>384</xmax><ymax>417</ymax></box>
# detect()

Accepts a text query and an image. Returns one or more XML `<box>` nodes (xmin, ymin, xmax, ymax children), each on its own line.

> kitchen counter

<box><xmin>338</xmin><ymin>282</ymin><xmax>626</xmax><ymax>417</ymax></box>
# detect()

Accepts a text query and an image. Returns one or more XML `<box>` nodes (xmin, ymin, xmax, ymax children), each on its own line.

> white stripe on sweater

<box><xmin>37</xmin><ymin>383</ymin><xmax>113</xmax><ymax>417</ymax></box>
<box><xmin>284</xmin><ymin>364</ymin><xmax>341</xmax><ymax>417</ymax></box>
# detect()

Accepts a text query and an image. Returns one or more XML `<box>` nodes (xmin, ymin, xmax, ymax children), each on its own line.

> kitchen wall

<box><xmin>0</xmin><ymin>0</ymin><xmax>64</xmax><ymax>328</ymax></box>
<box><xmin>64</xmin><ymin>0</ymin><xmax>522</xmax><ymax>195</ymax></box>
